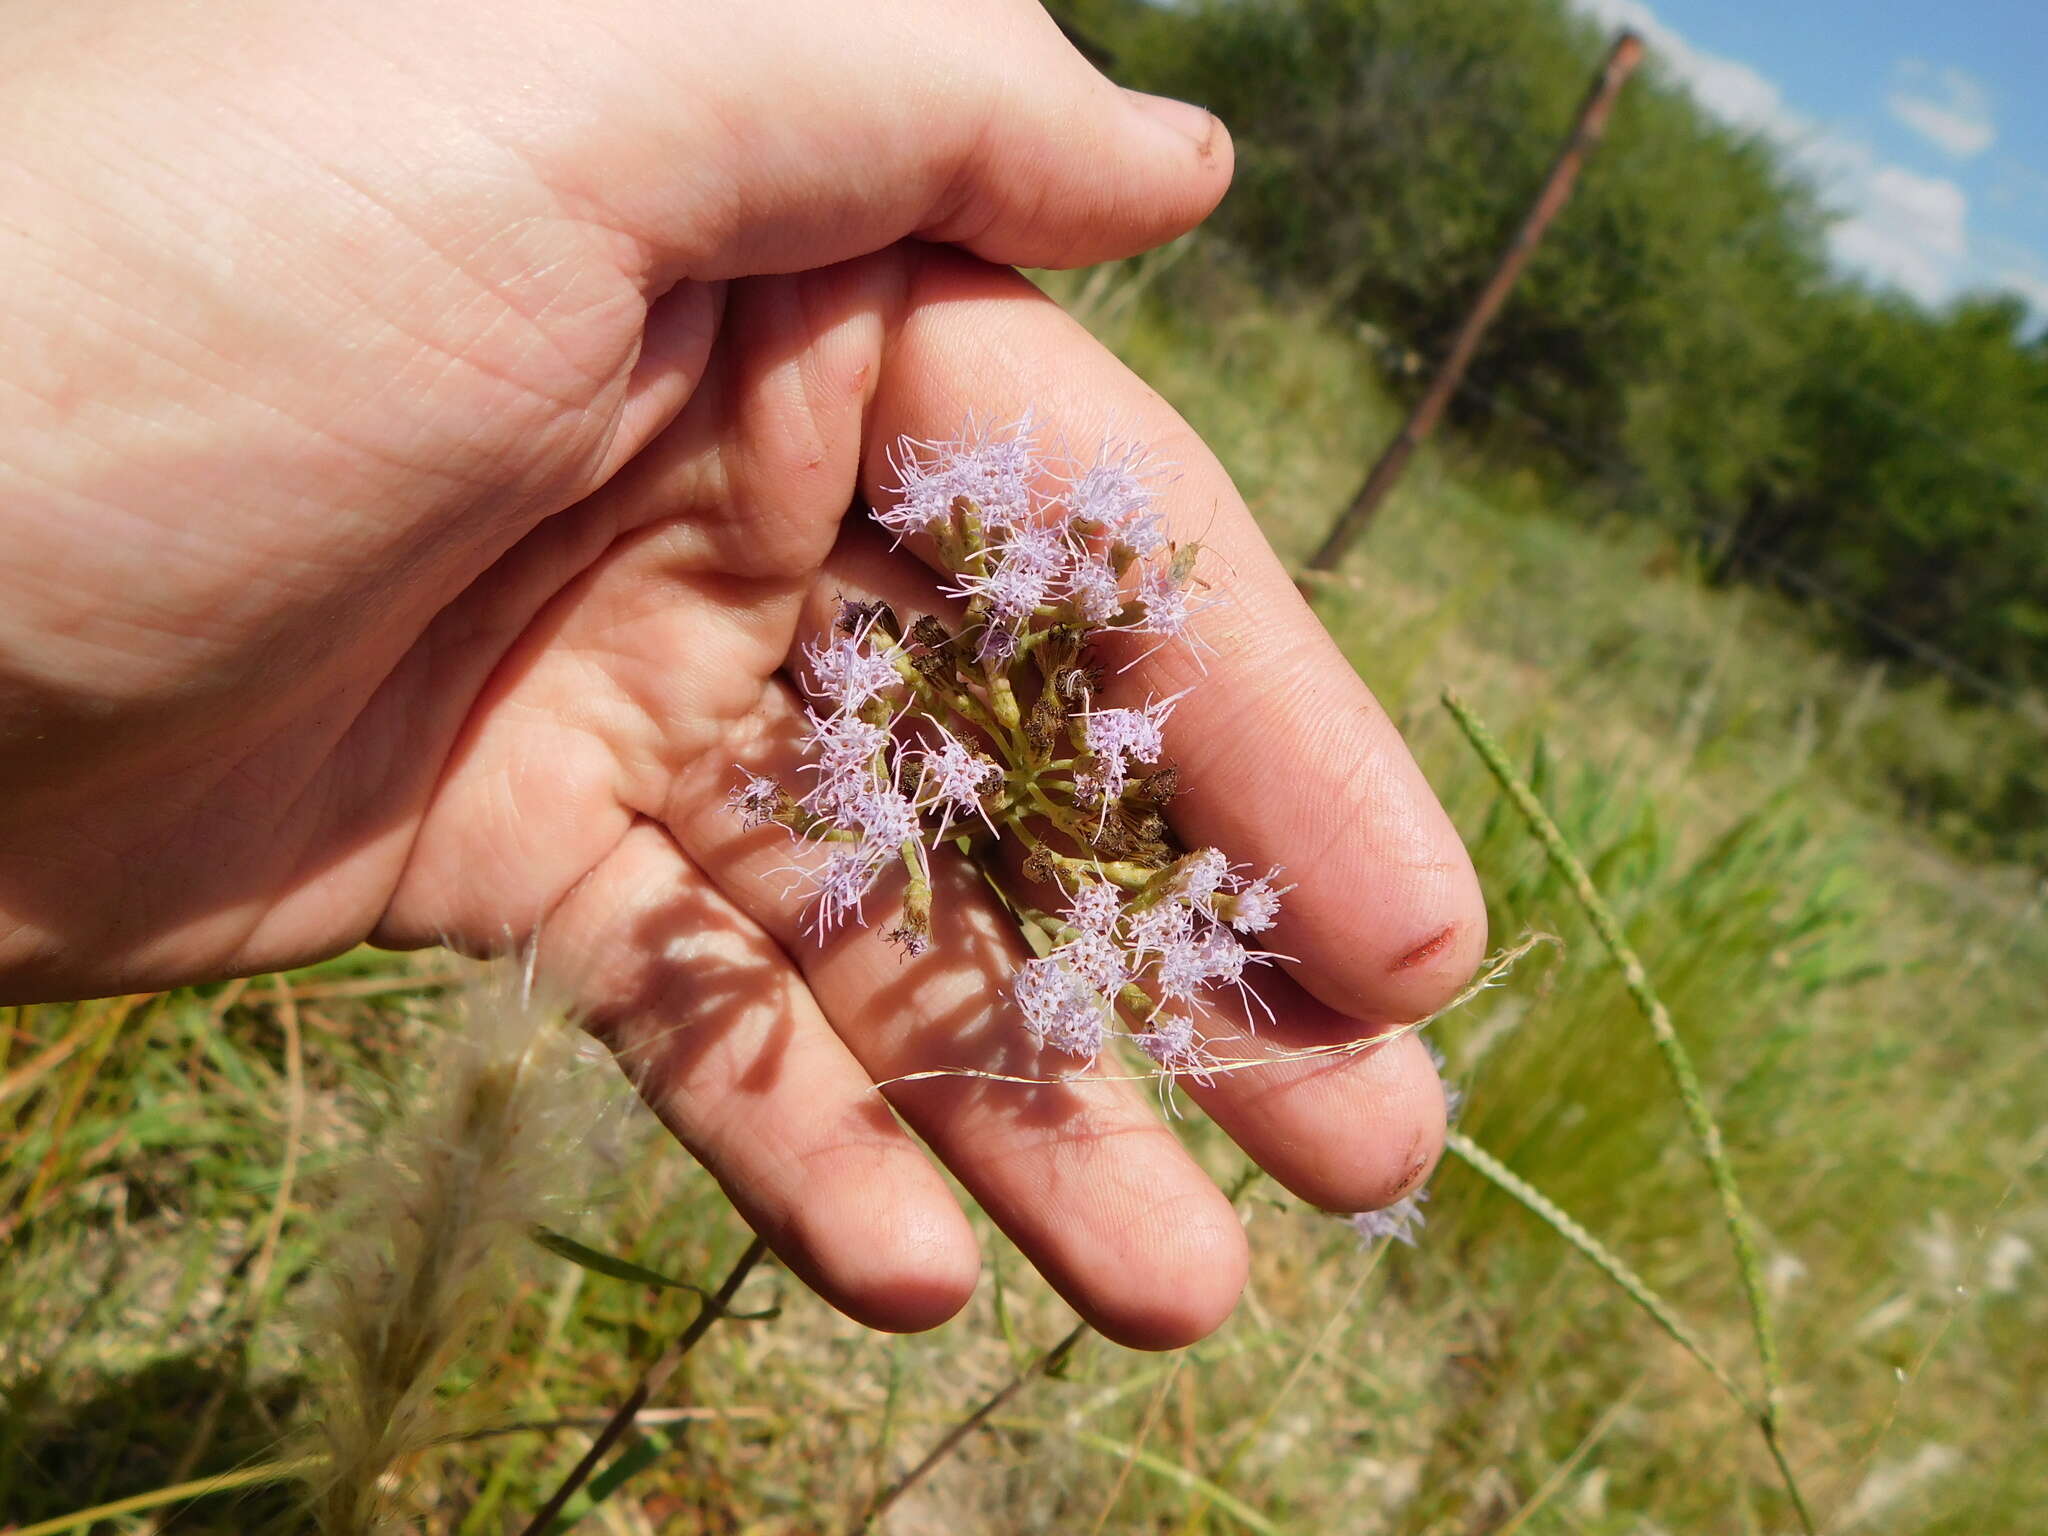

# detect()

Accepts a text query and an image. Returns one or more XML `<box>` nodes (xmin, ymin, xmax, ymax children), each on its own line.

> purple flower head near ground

<box><xmin>1349</xmin><ymin>1189</ymin><xmax>1429</xmax><ymax>1247</ymax></box>
<box><xmin>1426</xmin><ymin>1038</ymin><xmax>1465</xmax><ymax>1122</ymax></box>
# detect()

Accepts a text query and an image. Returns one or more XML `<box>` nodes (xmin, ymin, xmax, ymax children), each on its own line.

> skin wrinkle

<box><xmin>6</xmin><ymin>222</ymin><xmax>630</xmax><ymax>729</ymax></box>
<box><xmin>28</xmin><ymin>56</ymin><xmax>635</xmax><ymax>531</ymax></box>
<box><xmin>20</xmin><ymin>163</ymin><xmax>423</xmax><ymax>460</ymax></box>
<box><xmin>263</xmin><ymin>144</ymin><xmax>643</xmax><ymax>421</ymax></box>
<box><xmin>374</xmin><ymin>503</ymin><xmax>803</xmax><ymax>954</ymax></box>
<box><xmin>368</xmin><ymin>640</ymin><xmax>629</xmax><ymax>952</ymax></box>
<box><xmin>904</xmin><ymin>60</ymin><xmax>1012</xmax><ymax>258</ymax></box>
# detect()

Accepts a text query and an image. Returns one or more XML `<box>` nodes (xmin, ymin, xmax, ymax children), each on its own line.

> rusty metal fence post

<box><xmin>1308</xmin><ymin>30</ymin><xmax>1644</xmax><ymax>573</ymax></box>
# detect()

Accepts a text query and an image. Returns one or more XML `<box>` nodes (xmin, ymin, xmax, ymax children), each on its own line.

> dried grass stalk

<box><xmin>303</xmin><ymin>959</ymin><xmax>611</xmax><ymax>1536</ymax></box>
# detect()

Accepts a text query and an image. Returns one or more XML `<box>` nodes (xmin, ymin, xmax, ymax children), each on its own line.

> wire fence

<box><xmin>1378</xmin><ymin>334</ymin><xmax>2036</xmax><ymax>712</ymax></box>
<box><xmin>1318</xmin><ymin>82</ymin><xmax>2047</xmax><ymax>718</ymax></box>
<box><xmin>1054</xmin><ymin>10</ymin><xmax>2047</xmax><ymax>731</ymax></box>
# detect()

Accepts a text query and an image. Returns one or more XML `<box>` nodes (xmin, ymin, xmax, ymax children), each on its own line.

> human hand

<box><xmin>0</xmin><ymin>0</ymin><xmax>1485</xmax><ymax>1345</ymax></box>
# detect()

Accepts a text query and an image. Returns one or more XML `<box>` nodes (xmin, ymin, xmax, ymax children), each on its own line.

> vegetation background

<box><xmin>4</xmin><ymin>1</ymin><xmax>2042</xmax><ymax>1532</ymax></box>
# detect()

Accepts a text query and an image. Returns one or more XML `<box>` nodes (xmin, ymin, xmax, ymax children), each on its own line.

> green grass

<box><xmin>4</xmin><ymin>246</ymin><xmax>2043</xmax><ymax>1534</ymax></box>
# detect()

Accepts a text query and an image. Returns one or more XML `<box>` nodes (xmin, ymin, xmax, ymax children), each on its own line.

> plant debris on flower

<box><xmin>728</xmin><ymin>418</ymin><xmax>1291</xmax><ymax>1079</ymax></box>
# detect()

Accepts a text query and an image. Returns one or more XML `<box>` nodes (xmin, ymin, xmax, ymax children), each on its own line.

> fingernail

<box><xmin>1122</xmin><ymin>89</ymin><xmax>1219</xmax><ymax>156</ymax></box>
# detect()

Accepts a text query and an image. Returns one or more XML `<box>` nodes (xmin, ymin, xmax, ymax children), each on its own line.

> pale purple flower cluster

<box><xmin>879</xmin><ymin>418</ymin><xmax>1039</xmax><ymax>535</ymax></box>
<box><xmin>918</xmin><ymin>729</ymin><xmax>1003</xmax><ymax>838</ymax></box>
<box><xmin>730</xmin><ymin>418</ymin><xmax>1285</xmax><ymax>1077</ymax></box>
<box><xmin>761</xmin><ymin>618</ymin><xmax>925</xmax><ymax>938</ymax></box>
<box><xmin>885</xmin><ymin>418</ymin><xmax>1200</xmax><ymax>665</ymax></box>
<box><xmin>1349</xmin><ymin>1190</ymin><xmax>1429</xmax><ymax>1248</ymax></box>
<box><xmin>1076</xmin><ymin>695</ymin><xmax>1178</xmax><ymax>804</ymax></box>
<box><xmin>1014</xmin><ymin>858</ymin><xmax>1290</xmax><ymax>1071</ymax></box>
<box><xmin>1342</xmin><ymin>1043</ymin><xmax>1459</xmax><ymax>1248</ymax></box>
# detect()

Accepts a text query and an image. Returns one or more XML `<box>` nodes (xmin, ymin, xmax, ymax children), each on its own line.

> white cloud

<box><xmin>1994</xmin><ymin>264</ymin><xmax>2048</xmax><ymax>319</ymax></box>
<box><xmin>1572</xmin><ymin>0</ymin><xmax>1793</xmax><ymax>137</ymax></box>
<box><xmin>1568</xmin><ymin>0</ymin><xmax>1989</xmax><ymax>310</ymax></box>
<box><xmin>1888</xmin><ymin>60</ymin><xmax>1996</xmax><ymax>159</ymax></box>
<box><xmin>1828</xmin><ymin>163</ymin><xmax>1970</xmax><ymax>304</ymax></box>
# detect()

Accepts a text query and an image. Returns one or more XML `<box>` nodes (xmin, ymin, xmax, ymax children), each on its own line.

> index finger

<box><xmin>863</xmin><ymin>249</ymin><xmax>1487</xmax><ymax>1027</ymax></box>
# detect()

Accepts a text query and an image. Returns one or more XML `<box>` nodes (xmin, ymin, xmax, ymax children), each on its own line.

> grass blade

<box><xmin>5</xmin><ymin>1458</ymin><xmax>320</xmax><ymax>1536</ymax></box>
<box><xmin>1000</xmin><ymin>1420</ymin><xmax>1287</xmax><ymax>1536</ymax></box>
<box><xmin>513</xmin><ymin>1232</ymin><xmax>771</xmax><ymax>1536</ymax></box>
<box><xmin>1442</xmin><ymin>688</ymin><xmax>1816</xmax><ymax>1534</ymax></box>
<box><xmin>1446</xmin><ymin>1129</ymin><xmax>1749</xmax><ymax>1409</ymax></box>
<box><xmin>847</xmin><ymin>1322</ymin><xmax>1090</xmax><ymax>1534</ymax></box>
<box><xmin>529</xmin><ymin>1226</ymin><xmax>777</xmax><ymax>1319</ymax></box>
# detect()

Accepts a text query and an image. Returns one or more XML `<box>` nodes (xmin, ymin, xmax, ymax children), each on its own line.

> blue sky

<box><xmin>1572</xmin><ymin>0</ymin><xmax>2048</xmax><ymax>319</ymax></box>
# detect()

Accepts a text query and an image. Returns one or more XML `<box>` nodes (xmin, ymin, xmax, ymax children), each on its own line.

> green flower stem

<box><xmin>877</xmin><ymin>635</ymin><xmax>997</xmax><ymax>740</ymax></box>
<box><xmin>1446</xmin><ymin>1130</ymin><xmax>1750</xmax><ymax>1409</ymax></box>
<box><xmin>983</xmin><ymin>662</ymin><xmax>1024</xmax><ymax>733</ymax></box>
<box><xmin>1002</xmin><ymin>803</ymin><xmax>1158</xmax><ymax>892</ymax></box>
<box><xmin>1019</xmin><ymin>908</ymin><xmax>1162</xmax><ymax>1024</ymax></box>
<box><xmin>776</xmin><ymin>813</ymin><xmax>858</xmax><ymax>842</ymax></box>
<box><xmin>1442</xmin><ymin>688</ymin><xmax>1813</xmax><ymax>1535</ymax></box>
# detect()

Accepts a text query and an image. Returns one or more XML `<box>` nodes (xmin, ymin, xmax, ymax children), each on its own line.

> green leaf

<box><xmin>529</xmin><ymin>1227</ymin><xmax>779</xmax><ymax>1319</ymax></box>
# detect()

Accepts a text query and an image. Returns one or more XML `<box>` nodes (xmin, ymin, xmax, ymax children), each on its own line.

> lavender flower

<box><xmin>1064</xmin><ymin>879</ymin><xmax>1124</xmax><ymax>935</ymax></box>
<box><xmin>1426</xmin><ymin>1038</ymin><xmax>1465</xmax><ymax>1122</ymax></box>
<box><xmin>880</xmin><ymin>415</ymin><xmax>1040</xmax><ymax>536</ymax></box>
<box><xmin>1224</xmin><ymin>868</ymin><xmax>1291</xmax><ymax>935</ymax></box>
<box><xmin>1055</xmin><ymin>928</ymin><xmax>1129</xmax><ymax>996</ymax></box>
<box><xmin>1063</xmin><ymin>435</ymin><xmax>1167</xmax><ymax>555</ymax></box>
<box><xmin>846</xmin><ymin>782</ymin><xmax>921</xmax><ymax>858</ymax></box>
<box><xmin>800</xmin><ymin>711</ymin><xmax>890</xmax><ymax>811</ymax></box>
<box><xmin>1063</xmin><ymin>554</ymin><xmax>1125</xmax><ymax>625</ymax></box>
<box><xmin>729</xmin><ymin>419</ymin><xmax>1285</xmax><ymax>1077</ymax></box>
<box><xmin>1077</xmin><ymin>695</ymin><xmax>1178</xmax><ymax>804</ymax></box>
<box><xmin>917</xmin><ymin>731</ymin><xmax>1001</xmax><ymax>835</ymax></box>
<box><xmin>1172</xmin><ymin>847</ymin><xmax>1234</xmax><ymax>904</ymax></box>
<box><xmin>1014</xmin><ymin>955</ymin><xmax>1111</xmax><ymax>1058</ymax></box>
<box><xmin>1349</xmin><ymin>1189</ymin><xmax>1429</xmax><ymax>1247</ymax></box>
<box><xmin>1130</xmin><ymin>562</ymin><xmax>1195</xmax><ymax>638</ymax></box>
<box><xmin>804</xmin><ymin>629</ymin><xmax>901</xmax><ymax>714</ymax></box>
<box><xmin>1124</xmin><ymin>897</ymin><xmax>1195</xmax><ymax>960</ymax></box>
<box><xmin>1134</xmin><ymin>1011</ymin><xmax>1208</xmax><ymax>1077</ymax></box>
<box><xmin>804</xmin><ymin>847</ymin><xmax>885</xmax><ymax>937</ymax></box>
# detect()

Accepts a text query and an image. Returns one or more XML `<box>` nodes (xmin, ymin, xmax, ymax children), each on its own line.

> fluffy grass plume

<box><xmin>300</xmin><ymin>957</ymin><xmax>612</xmax><ymax>1535</ymax></box>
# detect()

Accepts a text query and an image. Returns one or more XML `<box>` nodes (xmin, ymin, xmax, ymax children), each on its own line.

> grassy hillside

<box><xmin>3</xmin><ymin>254</ymin><xmax>2042</xmax><ymax>1535</ymax></box>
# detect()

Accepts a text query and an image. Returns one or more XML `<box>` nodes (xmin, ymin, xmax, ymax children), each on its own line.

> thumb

<box><xmin>508</xmin><ymin>0</ymin><xmax>1232</xmax><ymax>281</ymax></box>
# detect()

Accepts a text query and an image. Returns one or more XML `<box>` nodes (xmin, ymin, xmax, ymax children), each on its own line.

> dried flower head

<box><xmin>302</xmin><ymin>960</ymin><xmax>618</xmax><ymax>1535</ymax></box>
